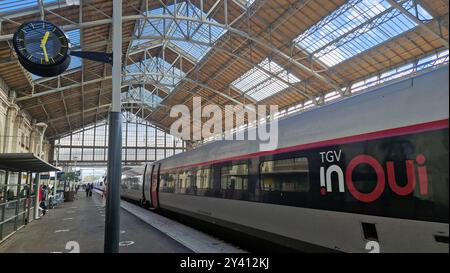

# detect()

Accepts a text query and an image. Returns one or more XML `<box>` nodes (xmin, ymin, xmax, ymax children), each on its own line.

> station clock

<box><xmin>13</xmin><ymin>20</ymin><xmax>71</xmax><ymax>77</ymax></box>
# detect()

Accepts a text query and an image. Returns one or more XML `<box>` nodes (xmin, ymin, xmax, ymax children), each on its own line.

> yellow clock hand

<box><xmin>40</xmin><ymin>31</ymin><xmax>50</xmax><ymax>62</ymax></box>
<box><xmin>42</xmin><ymin>46</ymin><xmax>49</xmax><ymax>63</ymax></box>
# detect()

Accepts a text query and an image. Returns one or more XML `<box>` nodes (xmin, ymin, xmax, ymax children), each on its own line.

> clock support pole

<box><xmin>104</xmin><ymin>0</ymin><xmax>122</xmax><ymax>253</ymax></box>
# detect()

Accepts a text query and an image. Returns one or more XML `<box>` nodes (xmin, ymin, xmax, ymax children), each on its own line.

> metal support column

<box><xmin>0</xmin><ymin>171</ymin><xmax>8</xmax><ymax>241</ymax></box>
<box><xmin>34</xmin><ymin>174</ymin><xmax>40</xmax><ymax>219</ymax></box>
<box><xmin>104</xmin><ymin>0</ymin><xmax>122</xmax><ymax>253</ymax></box>
<box><xmin>14</xmin><ymin>171</ymin><xmax>21</xmax><ymax>230</ymax></box>
<box><xmin>26</xmin><ymin>172</ymin><xmax>32</xmax><ymax>224</ymax></box>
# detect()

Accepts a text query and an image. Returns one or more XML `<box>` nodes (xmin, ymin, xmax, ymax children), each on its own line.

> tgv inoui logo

<box><xmin>319</xmin><ymin>150</ymin><xmax>429</xmax><ymax>202</ymax></box>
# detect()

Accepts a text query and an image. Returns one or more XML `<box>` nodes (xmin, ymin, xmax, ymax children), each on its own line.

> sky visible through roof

<box><xmin>2</xmin><ymin>0</ymin><xmax>438</xmax><ymax>103</ymax></box>
<box><xmin>232</xmin><ymin>58</ymin><xmax>301</xmax><ymax>101</ymax></box>
<box><xmin>132</xmin><ymin>2</ymin><xmax>227</xmax><ymax>63</ymax></box>
<box><xmin>294</xmin><ymin>0</ymin><xmax>433</xmax><ymax>67</ymax></box>
<box><xmin>0</xmin><ymin>0</ymin><xmax>57</xmax><ymax>14</ymax></box>
<box><xmin>124</xmin><ymin>56</ymin><xmax>186</xmax><ymax>92</ymax></box>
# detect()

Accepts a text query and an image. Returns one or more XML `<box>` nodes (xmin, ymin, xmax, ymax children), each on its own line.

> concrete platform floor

<box><xmin>0</xmin><ymin>191</ymin><xmax>191</xmax><ymax>253</ymax></box>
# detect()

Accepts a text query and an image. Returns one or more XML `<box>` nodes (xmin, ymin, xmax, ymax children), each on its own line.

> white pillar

<box><xmin>11</xmin><ymin>113</ymin><xmax>24</xmax><ymax>153</ymax></box>
<box><xmin>3</xmin><ymin>105</ymin><xmax>18</xmax><ymax>152</ymax></box>
<box><xmin>34</xmin><ymin>174</ymin><xmax>40</xmax><ymax>219</ymax></box>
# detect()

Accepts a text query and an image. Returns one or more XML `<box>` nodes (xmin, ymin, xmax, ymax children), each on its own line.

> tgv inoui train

<box><xmin>120</xmin><ymin>66</ymin><xmax>449</xmax><ymax>253</ymax></box>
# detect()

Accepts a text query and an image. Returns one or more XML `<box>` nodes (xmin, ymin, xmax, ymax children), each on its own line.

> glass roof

<box><xmin>294</xmin><ymin>0</ymin><xmax>433</xmax><ymax>67</ymax></box>
<box><xmin>0</xmin><ymin>0</ymin><xmax>57</xmax><ymax>14</ymax></box>
<box><xmin>231</xmin><ymin>58</ymin><xmax>301</xmax><ymax>101</ymax></box>
<box><xmin>66</xmin><ymin>29</ymin><xmax>82</xmax><ymax>70</ymax></box>
<box><xmin>121</xmin><ymin>86</ymin><xmax>163</xmax><ymax>109</ymax></box>
<box><xmin>131</xmin><ymin>2</ymin><xmax>226</xmax><ymax>63</ymax></box>
<box><xmin>234</xmin><ymin>0</ymin><xmax>257</xmax><ymax>8</ymax></box>
<box><xmin>124</xmin><ymin>56</ymin><xmax>185</xmax><ymax>92</ymax></box>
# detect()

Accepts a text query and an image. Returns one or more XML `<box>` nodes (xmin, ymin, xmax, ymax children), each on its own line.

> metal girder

<box><xmin>44</xmin><ymin>99</ymin><xmax>170</xmax><ymax>136</ymax></box>
<box><xmin>124</xmin><ymin>46</ymin><xmax>256</xmax><ymax>110</ymax></box>
<box><xmin>33</xmin><ymin>68</ymin><xmax>83</xmax><ymax>84</ymax></box>
<box><xmin>130</xmin><ymin>37</ymin><xmax>316</xmax><ymax>104</ymax></box>
<box><xmin>80</xmin><ymin>0</ymin><xmax>85</xmax><ymax>129</ymax></box>
<box><xmin>309</xmin><ymin>2</ymin><xmax>402</xmax><ymax>57</ymax></box>
<box><xmin>61</xmin><ymin>92</ymin><xmax>72</xmax><ymax>132</ymax></box>
<box><xmin>0</xmin><ymin>10</ymin><xmax>339</xmax><ymax>90</ymax></box>
<box><xmin>211</xmin><ymin>44</ymin><xmax>317</xmax><ymax>103</ymax></box>
<box><xmin>125</xmin><ymin>72</ymin><xmax>256</xmax><ymax>112</ymax></box>
<box><xmin>121</xmin><ymin>102</ymin><xmax>180</xmax><ymax>134</ymax></box>
<box><xmin>0</xmin><ymin>1</ymin><xmax>69</xmax><ymax>21</ymax></box>
<box><xmin>136</xmin><ymin>13</ymin><xmax>341</xmax><ymax>90</ymax></box>
<box><xmin>37</xmin><ymin>0</ymin><xmax>45</xmax><ymax>20</ymax></box>
<box><xmin>46</xmin><ymin>104</ymin><xmax>111</xmax><ymax>124</ymax></box>
<box><xmin>386</xmin><ymin>0</ymin><xmax>449</xmax><ymax>48</ymax></box>
<box><xmin>8</xmin><ymin>0</ymin><xmax>447</xmax><ymax>138</ymax></box>
<box><xmin>16</xmin><ymin>76</ymin><xmax>112</xmax><ymax>101</ymax></box>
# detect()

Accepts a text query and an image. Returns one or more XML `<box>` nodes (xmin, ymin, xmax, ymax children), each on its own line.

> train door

<box><xmin>150</xmin><ymin>163</ymin><xmax>160</xmax><ymax>209</ymax></box>
<box><xmin>143</xmin><ymin>164</ymin><xmax>152</xmax><ymax>207</ymax></box>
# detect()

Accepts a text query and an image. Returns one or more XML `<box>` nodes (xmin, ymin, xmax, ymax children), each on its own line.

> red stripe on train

<box><xmin>160</xmin><ymin>119</ymin><xmax>449</xmax><ymax>172</ymax></box>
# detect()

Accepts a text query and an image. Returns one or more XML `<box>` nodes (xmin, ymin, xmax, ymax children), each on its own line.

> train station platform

<box><xmin>0</xmin><ymin>191</ymin><xmax>191</xmax><ymax>253</ymax></box>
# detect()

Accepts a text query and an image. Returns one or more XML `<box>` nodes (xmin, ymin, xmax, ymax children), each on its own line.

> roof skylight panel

<box><xmin>124</xmin><ymin>57</ymin><xmax>185</xmax><ymax>92</ymax></box>
<box><xmin>171</xmin><ymin>22</ymin><xmax>226</xmax><ymax>61</ymax></box>
<box><xmin>142</xmin><ymin>89</ymin><xmax>163</xmax><ymax>108</ymax></box>
<box><xmin>294</xmin><ymin>0</ymin><xmax>433</xmax><ymax>67</ymax></box>
<box><xmin>0</xmin><ymin>0</ymin><xmax>57</xmax><ymax>14</ymax></box>
<box><xmin>65</xmin><ymin>29</ymin><xmax>82</xmax><ymax>70</ymax></box>
<box><xmin>133</xmin><ymin>2</ymin><xmax>226</xmax><ymax>63</ymax></box>
<box><xmin>234</xmin><ymin>0</ymin><xmax>256</xmax><ymax>9</ymax></box>
<box><xmin>232</xmin><ymin>58</ymin><xmax>301</xmax><ymax>101</ymax></box>
<box><xmin>132</xmin><ymin>8</ymin><xmax>166</xmax><ymax>48</ymax></box>
<box><xmin>123</xmin><ymin>87</ymin><xmax>162</xmax><ymax>109</ymax></box>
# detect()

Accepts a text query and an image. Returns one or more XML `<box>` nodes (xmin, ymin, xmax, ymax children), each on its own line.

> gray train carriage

<box><xmin>121</xmin><ymin>65</ymin><xmax>449</xmax><ymax>253</ymax></box>
<box><xmin>120</xmin><ymin>165</ymin><xmax>147</xmax><ymax>205</ymax></box>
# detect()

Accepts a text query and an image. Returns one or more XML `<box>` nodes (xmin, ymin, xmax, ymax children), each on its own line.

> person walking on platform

<box><xmin>89</xmin><ymin>183</ymin><xmax>93</xmax><ymax>197</ymax></box>
<box><xmin>101</xmin><ymin>177</ymin><xmax>107</xmax><ymax>207</ymax></box>
<box><xmin>85</xmin><ymin>183</ymin><xmax>90</xmax><ymax>197</ymax></box>
<box><xmin>38</xmin><ymin>185</ymin><xmax>48</xmax><ymax>216</ymax></box>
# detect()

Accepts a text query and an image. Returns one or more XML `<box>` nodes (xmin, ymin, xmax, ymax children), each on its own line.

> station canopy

<box><xmin>0</xmin><ymin>153</ymin><xmax>61</xmax><ymax>172</ymax></box>
<box><xmin>0</xmin><ymin>0</ymin><xmax>448</xmax><ymax>141</ymax></box>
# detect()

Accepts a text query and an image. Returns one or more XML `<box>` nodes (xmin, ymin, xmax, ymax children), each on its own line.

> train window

<box><xmin>178</xmin><ymin>170</ymin><xmax>196</xmax><ymax>194</ymax></box>
<box><xmin>159</xmin><ymin>173</ymin><xmax>167</xmax><ymax>191</ymax></box>
<box><xmin>166</xmin><ymin>173</ymin><xmax>177</xmax><ymax>193</ymax></box>
<box><xmin>196</xmin><ymin>168</ymin><xmax>211</xmax><ymax>189</ymax></box>
<box><xmin>221</xmin><ymin>164</ymin><xmax>249</xmax><ymax>191</ymax></box>
<box><xmin>260</xmin><ymin>157</ymin><xmax>309</xmax><ymax>192</ymax></box>
<box><xmin>160</xmin><ymin>173</ymin><xmax>176</xmax><ymax>193</ymax></box>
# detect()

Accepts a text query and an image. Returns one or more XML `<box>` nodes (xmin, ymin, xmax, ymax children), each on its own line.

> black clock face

<box><xmin>13</xmin><ymin>21</ymin><xmax>69</xmax><ymax>66</ymax></box>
